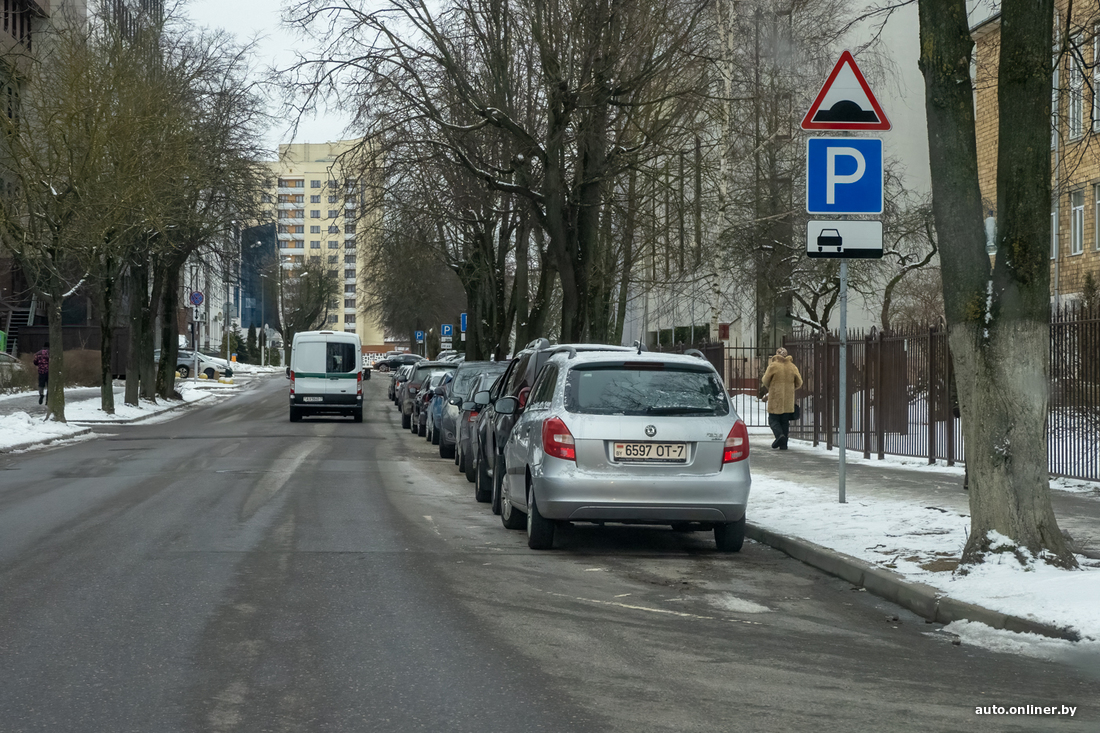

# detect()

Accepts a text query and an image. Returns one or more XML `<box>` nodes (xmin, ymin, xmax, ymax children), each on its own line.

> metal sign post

<box><xmin>839</xmin><ymin>261</ymin><xmax>848</xmax><ymax>503</ymax></box>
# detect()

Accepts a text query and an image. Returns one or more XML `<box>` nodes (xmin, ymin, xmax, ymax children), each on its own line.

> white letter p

<box><xmin>827</xmin><ymin>147</ymin><xmax>866</xmax><ymax>204</ymax></box>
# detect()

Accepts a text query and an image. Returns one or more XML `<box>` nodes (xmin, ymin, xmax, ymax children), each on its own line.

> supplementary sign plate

<box><xmin>807</xmin><ymin>220</ymin><xmax>883</xmax><ymax>259</ymax></box>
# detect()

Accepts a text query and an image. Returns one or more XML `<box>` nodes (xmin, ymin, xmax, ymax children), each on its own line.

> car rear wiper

<box><xmin>644</xmin><ymin>406</ymin><xmax>713</xmax><ymax>415</ymax></box>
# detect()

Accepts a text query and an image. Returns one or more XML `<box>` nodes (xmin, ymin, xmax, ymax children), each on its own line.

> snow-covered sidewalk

<box><xmin>749</xmin><ymin>435</ymin><xmax>1100</xmax><ymax>658</ymax></box>
<box><xmin>0</xmin><ymin>379</ymin><xmax>244</xmax><ymax>451</ymax></box>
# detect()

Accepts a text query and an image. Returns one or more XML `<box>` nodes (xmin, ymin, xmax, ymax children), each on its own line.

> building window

<box><xmin>328</xmin><ymin>255</ymin><xmax>338</xmax><ymax>264</ymax></box>
<box><xmin>284</xmin><ymin>240</ymin><xmax>304</xmax><ymax>249</ymax></box>
<box><xmin>328</xmin><ymin>209</ymin><xmax>339</xmax><ymax>218</ymax></box>
<box><xmin>328</xmin><ymin>314</ymin><xmax>339</xmax><ymax>324</ymax></box>
<box><xmin>311</xmin><ymin>180</ymin><xmax>322</xmax><ymax>188</ymax></box>
<box><xmin>328</xmin><ymin>179</ymin><xmax>339</xmax><ymax>188</ymax></box>
<box><xmin>345</xmin><ymin>224</ymin><xmax>356</xmax><ymax>234</ymax></box>
<box><xmin>311</xmin><ymin>195</ymin><xmax>321</xmax><ymax>203</ymax></box>
<box><xmin>310</xmin><ymin>255</ymin><xmax>321</xmax><ymax>263</ymax></box>
<box><xmin>278</xmin><ymin>178</ymin><xmax>304</xmax><ymax>188</ymax></box>
<box><xmin>1069</xmin><ymin>36</ymin><xmax>1084</xmax><ymax>139</ymax></box>
<box><xmin>328</xmin><ymin>240</ymin><xmax>339</xmax><ymax>249</ymax></box>
<box><xmin>346</xmin><ymin>194</ymin><xmax>358</xmax><ymax>203</ymax></box>
<box><xmin>344</xmin><ymin>254</ymin><xmax>356</xmax><ymax>264</ymax></box>
<box><xmin>1071</xmin><ymin>190</ymin><xmax>1085</xmax><ymax>254</ymax></box>
<box><xmin>290</xmin><ymin>209</ymin><xmax>304</xmax><ymax>218</ymax></box>
<box><xmin>345</xmin><ymin>298</ymin><xmax>356</xmax><ymax>309</ymax></box>
<box><xmin>344</xmin><ymin>269</ymin><xmax>356</xmax><ymax>279</ymax></box>
<box><xmin>344</xmin><ymin>284</ymin><xmax>356</xmax><ymax>294</ymax></box>
<box><xmin>311</xmin><ymin>210</ymin><xmax>321</xmax><ymax>218</ymax></box>
<box><xmin>311</xmin><ymin>240</ymin><xmax>321</xmax><ymax>249</ymax></box>
<box><xmin>345</xmin><ymin>314</ymin><xmax>356</xmax><ymax>324</ymax></box>
<box><xmin>345</xmin><ymin>241</ymin><xmax>355</xmax><ymax>249</ymax></box>
<box><xmin>310</xmin><ymin>225</ymin><xmax>321</xmax><ymax>234</ymax></box>
<box><xmin>261</xmin><ymin>193</ymin><xmax>272</xmax><ymax>203</ymax></box>
<box><xmin>328</xmin><ymin>195</ymin><xmax>338</xmax><ymax>204</ymax></box>
<box><xmin>328</xmin><ymin>225</ymin><xmax>339</xmax><ymax>234</ymax></box>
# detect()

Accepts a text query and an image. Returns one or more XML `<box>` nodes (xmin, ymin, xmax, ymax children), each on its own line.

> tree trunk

<box><xmin>99</xmin><ymin>260</ymin><xmax>116</xmax><ymax>414</ymax></box>
<box><xmin>124</xmin><ymin>258</ymin><xmax>147</xmax><ymax>406</ymax></box>
<box><xmin>141</xmin><ymin>258</ymin><xmax>162</xmax><ymax>402</ymax></box>
<box><xmin>44</xmin><ymin>289</ymin><xmax>66</xmax><ymax>423</ymax></box>
<box><xmin>918</xmin><ymin>0</ymin><xmax>1074</xmax><ymax>567</ymax></box>
<box><xmin>613</xmin><ymin>168</ymin><xmax>638</xmax><ymax>345</ymax></box>
<box><xmin>157</xmin><ymin>261</ymin><xmax>182</xmax><ymax>400</ymax></box>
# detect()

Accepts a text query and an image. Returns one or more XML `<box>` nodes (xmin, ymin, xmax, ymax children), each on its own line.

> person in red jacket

<box><xmin>33</xmin><ymin>342</ymin><xmax>49</xmax><ymax>405</ymax></box>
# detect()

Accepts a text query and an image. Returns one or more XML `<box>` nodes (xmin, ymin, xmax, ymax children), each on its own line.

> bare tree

<box><xmin>918</xmin><ymin>0</ymin><xmax>1075</xmax><ymax>567</ymax></box>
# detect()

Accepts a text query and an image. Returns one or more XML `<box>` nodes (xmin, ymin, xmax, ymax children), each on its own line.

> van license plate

<box><xmin>302</xmin><ymin>396</ymin><xmax>323</xmax><ymax>402</ymax></box>
<box><xmin>614</xmin><ymin>442</ymin><xmax>686</xmax><ymax>462</ymax></box>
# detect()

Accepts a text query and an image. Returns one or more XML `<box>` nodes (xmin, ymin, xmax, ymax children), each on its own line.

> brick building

<box><xmin>973</xmin><ymin>5</ymin><xmax>1100</xmax><ymax>303</ymax></box>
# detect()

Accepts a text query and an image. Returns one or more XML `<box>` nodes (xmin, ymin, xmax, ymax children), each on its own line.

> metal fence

<box><xmin>665</xmin><ymin>304</ymin><xmax>1100</xmax><ymax>481</ymax></box>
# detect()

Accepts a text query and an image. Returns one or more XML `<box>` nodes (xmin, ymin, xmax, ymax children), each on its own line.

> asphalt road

<box><xmin>0</xmin><ymin>377</ymin><xmax>1095</xmax><ymax>732</ymax></box>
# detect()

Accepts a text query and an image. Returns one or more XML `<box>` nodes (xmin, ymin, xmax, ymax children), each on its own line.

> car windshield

<box><xmin>564</xmin><ymin>364</ymin><xmax>729</xmax><ymax>417</ymax></box>
<box><xmin>452</xmin><ymin>365</ymin><xmax>505</xmax><ymax>398</ymax></box>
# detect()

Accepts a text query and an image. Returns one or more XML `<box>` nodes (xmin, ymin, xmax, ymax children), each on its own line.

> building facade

<box><xmin>974</xmin><ymin>5</ymin><xmax>1100</xmax><ymax>303</ymax></box>
<box><xmin>266</xmin><ymin>140</ymin><xmax>385</xmax><ymax>352</ymax></box>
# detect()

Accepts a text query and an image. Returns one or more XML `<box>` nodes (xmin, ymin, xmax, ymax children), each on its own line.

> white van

<box><xmin>287</xmin><ymin>330</ymin><xmax>364</xmax><ymax>422</ymax></box>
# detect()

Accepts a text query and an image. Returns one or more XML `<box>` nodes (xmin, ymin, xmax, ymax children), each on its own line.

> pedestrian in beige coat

<box><xmin>761</xmin><ymin>347</ymin><xmax>803</xmax><ymax>449</ymax></box>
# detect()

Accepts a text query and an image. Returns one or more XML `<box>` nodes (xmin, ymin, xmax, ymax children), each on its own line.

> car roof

<box><xmin>549</xmin><ymin>350</ymin><xmax>716</xmax><ymax>370</ymax></box>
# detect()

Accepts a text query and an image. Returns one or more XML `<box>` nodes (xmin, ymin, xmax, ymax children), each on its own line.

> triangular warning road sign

<box><xmin>801</xmin><ymin>50</ymin><xmax>891</xmax><ymax>131</ymax></box>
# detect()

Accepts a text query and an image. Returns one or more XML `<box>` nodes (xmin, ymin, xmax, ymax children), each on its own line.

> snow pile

<box><xmin>749</xmin><ymin>474</ymin><xmax>1100</xmax><ymax>642</ymax></box>
<box><xmin>0</xmin><ymin>411</ymin><xmax>87</xmax><ymax>450</ymax></box>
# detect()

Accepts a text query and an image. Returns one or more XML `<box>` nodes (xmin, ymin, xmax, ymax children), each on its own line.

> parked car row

<box><xmin>385</xmin><ymin>339</ymin><xmax>752</xmax><ymax>552</ymax></box>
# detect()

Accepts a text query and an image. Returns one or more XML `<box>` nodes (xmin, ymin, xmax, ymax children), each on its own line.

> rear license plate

<box><xmin>302</xmin><ymin>396</ymin><xmax>323</xmax><ymax>402</ymax></box>
<box><xmin>614</xmin><ymin>442</ymin><xmax>687</xmax><ymax>462</ymax></box>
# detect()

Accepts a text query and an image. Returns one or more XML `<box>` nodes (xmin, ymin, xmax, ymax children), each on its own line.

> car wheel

<box><xmin>431</xmin><ymin>423</ymin><xmax>440</xmax><ymax>444</ymax></box>
<box><xmin>464</xmin><ymin>449</ymin><xmax>477</xmax><ymax>483</ymax></box>
<box><xmin>478</xmin><ymin>455</ymin><xmax>497</xmax><ymax>510</ymax></box>
<box><xmin>353</xmin><ymin>408</ymin><xmax>363</xmax><ymax>423</ymax></box>
<box><xmin>177</xmin><ymin>365</ymin><xmax>190</xmax><ymax>378</ymax></box>
<box><xmin>289</xmin><ymin>407</ymin><xmax>301</xmax><ymax>423</ymax></box>
<box><xmin>457</xmin><ymin>445</ymin><xmax>466</xmax><ymax>472</ymax></box>
<box><xmin>440</xmin><ymin>440</ymin><xmax>454</xmax><ymax>459</ymax></box>
<box><xmin>714</xmin><ymin>516</ymin><xmax>746</xmax><ymax>553</ymax></box>
<box><xmin>401</xmin><ymin>412</ymin><xmax>410</xmax><ymax>429</ymax></box>
<box><xmin>473</xmin><ymin>454</ymin><xmax>490</xmax><ymax>502</ymax></box>
<box><xmin>418</xmin><ymin>418</ymin><xmax>427</xmax><ymax>438</ymax></box>
<box><xmin>526</xmin><ymin>486</ymin><xmax>555</xmax><ymax>549</ymax></box>
<box><xmin>204</xmin><ymin>367</ymin><xmax>216</xmax><ymax>379</ymax></box>
<box><xmin>500</xmin><ymin>478</ymin><xmax>525</xmax><ymax>530</ymax></box>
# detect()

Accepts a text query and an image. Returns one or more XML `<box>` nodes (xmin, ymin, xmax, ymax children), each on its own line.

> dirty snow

<box><xmin>749</xmin><ymin>473</ymin><xmax>1100</xmax><ymax>647</ymax></box>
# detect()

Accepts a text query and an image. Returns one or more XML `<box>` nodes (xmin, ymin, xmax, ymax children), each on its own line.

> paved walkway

<box><xmin>0</xmin><ymin>387</ymin><xmax>119</xmax><ymax>418</ymax></box>
<box><xmin>749</xmin><ymin>435</ymin><xmax>1100</xmax><ymax>559</ymax></box>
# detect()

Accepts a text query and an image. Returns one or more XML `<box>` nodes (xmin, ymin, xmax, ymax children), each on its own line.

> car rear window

<box><xmin>564</xmin><ymin>364</ymin><xmax>729</xmax><ymax>416</ymax></box>
<box><xmin>453</xmin><ymin>365</ymin><xmax>506</xmax><ymax>397</ymax></box>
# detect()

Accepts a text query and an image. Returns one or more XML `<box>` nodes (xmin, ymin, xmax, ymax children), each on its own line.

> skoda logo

<box><xmin>645</xmin><ymin>425</ymin><xmax>657</xmax><ymax>437</ymax></box>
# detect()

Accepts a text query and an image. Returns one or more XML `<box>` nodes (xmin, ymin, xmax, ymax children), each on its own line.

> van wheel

<box><xmin>289</xmin><ymin>407</ymin><xmax>302</xmax><ymax>423</ymax></box>
<box><xmin>401</xmin><ymin>412</ymin><xmax>410</xmax><ymax>429</ymax></box>
<box><xmin>714</xmin><ymin>516</ymin><xmax>746</xmax><ymax>553</ymax></box>
<box><xmin>353</xmin><ymin>408</ymin><xmax>363</xmax><ymax>423</ymax></box>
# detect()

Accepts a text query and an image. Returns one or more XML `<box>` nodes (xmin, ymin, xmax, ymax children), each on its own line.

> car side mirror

<box><xmin>495</xmin><ymin>396</ymin><xmax>518</xmax><ymax>416</ymax></box>
<box><xmin>285</xmin><ymin>366</ymin><xmax>291</xmax><ymax>379</ymax></box>
<box><xmin>461</xmin><ymin>401</ymin><xmax>476</xmax><ymax>411</ymax></box>
<box><xmin>435</xmin><ymin>386</ymin><xmax>447</xmax><ymax>396</ymax></box>
<box><xmin>449</xmin><ymin>397</ymin><xmax>462</xmax><ymax>406</ymax></box>
<box><xmin>473</xmin><ymin>390</ymin><xmax>490</xmax><ymax>406</ymax></box>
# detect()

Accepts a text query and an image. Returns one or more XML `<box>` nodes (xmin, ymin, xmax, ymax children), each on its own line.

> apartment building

<box><xmin>267</xmin><ymin>140</ymin><xmax>385</xmax><ymax>352</ymax></box>
<box><xmin>973</xmin><ymin>5</ymin><xmax>1100</xmax><ymax>303</ymax></box>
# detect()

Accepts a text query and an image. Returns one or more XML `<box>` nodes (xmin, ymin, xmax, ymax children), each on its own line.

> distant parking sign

<box><xmin>441</xmin><ymin>324</ymin><xmax>453</xmax><ymax>337</ymax></box>
<box><xmin>415</xmin><ymin>330</ymin><xmax>425</xmax><ymax>343</ymax></box>
<box><xmin>189</xmin><ymin>291</ymin><xmax>204</xmax><ymax>306</ymax></box>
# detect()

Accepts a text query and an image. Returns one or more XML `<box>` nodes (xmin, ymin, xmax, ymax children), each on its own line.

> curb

<box><xmin>68</xmin><ymin>398</ymin><xmax>199</xmax><ymax>425</ymax></box>
<box><xmin>745</xmin><ymin>523</ymin><xmax>1081</xmax><ymax>642</ymax></box>
<box><xmin>0</xmin><ymin>428</ymin><xmax>94</xmax><ymax>454</ymax></box>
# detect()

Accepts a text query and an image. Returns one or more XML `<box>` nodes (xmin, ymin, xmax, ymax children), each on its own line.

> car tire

<box><xmin>464</xmin><ymin>449</ymin><xmax>477</xmax><ymax>483</ymax></box>
<box><xmin>401</xmin><ymin>412</ymin><xmax>410</xmax><ymax>429</ymax></box>
<box><xmin>457</xmin><ymin>445</ymin><xmax>466</xmax><ymax>473</ymax></box>
<box><xmin>418</xmin><ymin>419</ymin><xmax>427</xmax><ymax>438</ymax></box>
<box><xmin>526</xmin><ymin>487</ymin><xmax>554</xmax><ymax>549</ymax></box>
<box><xmin>439</xmin><ymin>440</ymin><xmax>454</xmax><ymax>459</ymax></box>
<box><xmin>473</xmin><ymin>454</ymin><xmax>490</xmax><ymax>502</ymax></box>
<box><xmin>479</xmin><ymin>455</ymin><xmax>498</xmax><ymax>511</ymax></box>
<box><xmin>204</xmin><ymin>367</ymin><xmax>216</xmax><ymax>379</ymax></box>
<box><xmin>431</xmin><ymin>424</ymin><xmax>440</xmax><ymax>445</ymax></box>
<box><xmin>177</xmin><ymin>365</ymin><xmax>190</xmax><ymax>378</ymax></box>
<box><xmin>289</xmin><ymin>407</ymin><xmax>302</xmax><ymax>423</ymax></box>
<box><xmin>353</xmin><ymin>408</ymin><xmax>363</xmax><ymax>423</ymax></box>
<box><xmin>714</xmin><ymin>516</ymin><xmax>746</xmax><ymax>553</ymax></box>
<box><xmin>500</xmin><ymin>479</ymin><xmax>525</xmax><ymax>530</ymax></box>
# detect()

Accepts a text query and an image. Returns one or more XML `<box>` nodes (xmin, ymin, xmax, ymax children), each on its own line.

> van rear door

<box><xmin>293</xmin><ymin>339</ymin><xmax>328</xmax><ymax>399</ymax></box>
<box><xmin>325</xmin><ymin>339</ymin><xmax>359</xmax><ymax>396</ymax></box>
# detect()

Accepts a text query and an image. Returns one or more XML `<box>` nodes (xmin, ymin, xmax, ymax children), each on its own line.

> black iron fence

<box><xmin>663</xmin><ymin>304</ymin><xmax>1100</xmax><ymax>481</ymax></box>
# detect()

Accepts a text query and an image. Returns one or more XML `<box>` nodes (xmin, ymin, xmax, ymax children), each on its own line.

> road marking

<box><xmin>239</xmin><ymin>439</ymin><xmax>320</xmax><ymax>520</ymax></box>
<box><xmin>544</xmin><ymin>591</ymin><xmax>764</xmax><ymax>625</ymax></box>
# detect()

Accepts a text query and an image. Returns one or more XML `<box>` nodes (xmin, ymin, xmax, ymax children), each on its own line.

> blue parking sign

<box><xmin>460</xmin><ymin>313</ymin><xmax>467</xmax><ymax>333</ymax></box>
<box><xmin>415</xmin><ymin>330</ymin><xmax>425</xmax><ymax>343</ymax></box>
<box><xmin>441</xmin><ymin>324</ymin><xmax>453</xmax><ymax>337</ymax></box>
<box><xmin>806</xmin><ymin>138</ymin><xmax>883</xmax><ymax>215</ymax></box>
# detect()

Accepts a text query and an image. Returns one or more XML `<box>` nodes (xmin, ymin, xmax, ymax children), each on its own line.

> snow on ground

<box><xmin>0</xmin><ymin>411</ymin><xmax>88</xmax><ymax>450</ymax></box>
<box><xmin>749</xmin><ymin>473</ymin><xmax>1100</xmax><ymax>645</ymax></box>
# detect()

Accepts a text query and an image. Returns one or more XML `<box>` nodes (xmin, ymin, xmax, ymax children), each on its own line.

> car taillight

<box><xmin>290</xmin><ymin>370</ymin><xmax>295</xmax><ymax>394</ymax></box>
<box><xmin>357</xmin><ymin>371</ymin><xmax>362</xmax><ymax>395</ymax></box>
<box><xmin>542</xmin><ymin>416</ymin><xmax>576</xmax><ymax>461</ymax></box>
<box><xmin>468</xmin><ymin>411</ymin><xmax>480</xmax><ymax>422</ymax></box>
<box><xmin>723</xmin><ymin>420</ymin><xmax>749</xmax><ymax>463</ymax></box>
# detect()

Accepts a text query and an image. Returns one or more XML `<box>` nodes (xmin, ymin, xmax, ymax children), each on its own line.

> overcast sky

<box><xmin>181</xmin><ymin>0</ymin><xmax>354</xmax><ymax>156</ymax></box>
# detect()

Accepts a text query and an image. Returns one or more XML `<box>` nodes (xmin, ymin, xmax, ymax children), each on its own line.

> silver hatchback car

<box><xmin>499</xmin><ymin>350</ymin><xmax>750</xmax><ymax>551</ymax></box>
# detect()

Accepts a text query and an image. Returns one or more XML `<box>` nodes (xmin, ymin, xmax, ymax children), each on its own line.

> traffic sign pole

<box><xmin>839</xmin><ymin>260</ymin><xmax>848</xmax><ymax>504</ymax></box>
